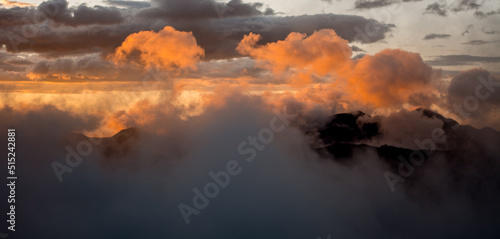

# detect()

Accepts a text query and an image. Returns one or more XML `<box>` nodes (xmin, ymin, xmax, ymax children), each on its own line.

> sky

<box><xmin>1</xmin><ymin>0</ymin><xmax>499</xmax><ymax>134</ymax></box>
<box><xmin>1</xmin><ymin>1</ymin><xmax>500</xmax><ymax>238</ymax></box>
<box><xmin>5</xmin><ymin>0</ymin><xmax>499</xmax><ymax>70</ymax></box>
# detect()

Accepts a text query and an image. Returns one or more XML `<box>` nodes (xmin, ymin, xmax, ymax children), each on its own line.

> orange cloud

<box><xmin>237</xmin><ymin>30</ymin><xmax>436</xmax><ymax>109</ymax></box>
<box><xmin>237</xmin><ymin>29</ymin><xmax>352</xmax><ymax>82</ymax></box>
<box><xmin>341</xmin><ymin>49</ymin><xmax>434</xmax><ymax>108</ymax></box>
<box><xmin>0</xmin><ymin>0</ymin><xmax>32</xmax><ymax>7</ymax></box>
<box><xmin>111</xmin><ymin>26</ymin><xmax>205</xmax><ymax>71</ymax></box>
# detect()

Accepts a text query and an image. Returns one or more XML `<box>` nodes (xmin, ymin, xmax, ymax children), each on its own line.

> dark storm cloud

<box><xmin>137</xmin><ymin>0</ymin><xmax>274</xmax><ymax>21</ymax></box>
<box><xmin>423</xmin><ymin>33</ymin><xmax>451</xmax><ymax>40</ymax></box>
<box><xmin>0</xmin><ymin>0</ymin><xmax>392</xmax><ymax>60</ymax></box>
<box><xmin>37</xmin><ymin>0</ymin><xmax>125</xmax><ymax>26</ymax></box>
<box><xmin>354</xmin><ymin>0</ymin><xmax>421</xmax><ymax>9</ymax></box>
<box><xmin>104</xmin><ymin>0</ymin><xmax>151</xmax><ymax>8</ymax></box>
<box><xmin>426</xmin><ymin>55</ymin><xmax>500</xmax><ymax>66</ymax></box>
<box><xmin>0</xmin><ymin>21</ymin><xmax>164</xmax><ymax>56</ymax></box>
<box><xmin>172</xmin><ymin>14</ymin><xmax>394</xmax><ymax>59</ymax></box>
<box><xmin>0</xmin><ymin>8</ymin><xmax>393</xmax><ymax>60</ymax></box>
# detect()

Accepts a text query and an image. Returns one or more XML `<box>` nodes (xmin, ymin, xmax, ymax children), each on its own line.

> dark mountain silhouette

<box><xmin>312</xmin><ymin>109</ymin><xmax>500</xmax><ymax>205</ymax></box>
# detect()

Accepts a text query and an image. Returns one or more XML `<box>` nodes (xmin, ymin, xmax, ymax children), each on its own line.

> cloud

<box><xmin>236</xmin><ymin>29</ymin><xmax>436</xmax><ymax>108</ymax></box>
<box><xmin>3</xmin><ymin>91</ymin><xmax>500</xmax><ymax>238</ymax></box>
<box><xmin>447</xmin><ymin>68</ymin><xmax>500</xmax><ymax>105</ymax></box>
<box><xmin>351</xmin><ymin>45</ymin><xmax>365</xmax><ymax>52</ymax></box>
<box><xmin>424</xmin><ymin>2</ymin><xmax>448</xmax><ymax>16</ymax></box>
<box><xmin>0</xmin><ymin>51</ymin><xmax>32</xmax><ymax>72</ymax></box>
<box><xmin>461</xmin><ymin>24</ymin><xmax>474</xmax><ymax>36</ymax></box>
<box><xmin>110</xmin><ymin>26</ymin><xmax>205</xmax><ymax>70</ymax></box>
<box><xmin>104</xmin><ymin>0</ymin><xmax>151</xmax><ymax>8</ymax></box>
<box><xmin>426</xmin><ymin>55</ymin><xmax>500</xmax><ymax>66</ymax></box>
<box><xmin>137</xmin><ymin>0</ymin><xmax>273</xmax><ymax>21</ymax></box>
<box><xmin>376</xmin><ymin>109</ymin><xmax>444</xmax><ymax>149</ymax></box>
<box><xmin>0</xmin><ymin>1</ymin><xmax>392</xmax><ymax>60</ymax></box>
<box><xmin>461</xmin><ymin>40</ymin><xmax>498</xmax><ymax>45</ymax></box>
<box><xmin>187</xmin><ymin>14</ymin><xmax>393</xmax><ymax>60</ymax></box>
<box><xmin>423</xmin><ymin>33</ymin><xmax>451</xmax><ymax>40</ymax></box>
<box><xmin>0</xmin><ymin>0</ymin><xmax>32</xmax><ymax>7</ymax></box>
<box><xmin>474</xmin><ymin>9</ymin><xmax>500</xmax><ymax>19</ymax></box>
<box><xmin>340</xmin><ymin>49</ymin><xmax>435</xmax><ymax>107</ymax></box>
<box><xmin>237</xmin><ymin>29</ymin><xmax>351</xmax><ymax>77</ymax></box>
<box><xmin>425</xmin><ymin>0</ymin><xmax>484</xmax><ymax>17</ymax></box>
<box><xmin>482</xmin><ymin>28</ymin><xmax>500</xmax><ymax>35</ymax></box>
<box><xmin>353</xmin><ymin>0</ymin><xmax>421</xmax><ymax>9</ymax></box>
<box><xmin>450</xmin><ymin>0</ymin><xmax>481</xmax><ymax>13</ymax></box>
<box><xmin>37</xmin><ymin>0</ymin><xmax>125</xmax><ymax>26</ymax></box>
<box><xmin>27</xmin><ymin>55</ymin><xmax>113</xmax><ymax>80</ymax></box>
<box><xmin>446</xmin><ymin>69</ymin><xmax>500</xmax><ymax>128</ymax></box>
<box><xmin>354</xmin><ymin>0</ymin><xmax>396</xmax><ymax>9</ymax></box>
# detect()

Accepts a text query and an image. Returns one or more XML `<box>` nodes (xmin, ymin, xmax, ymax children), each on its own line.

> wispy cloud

<box><xmin>423</xmin><ymin>33</ymin><xmax>451</xmax><ymax>40</ymax></box>
<box><xmin>426</xmin><ymin>54</ymin><xmax>500</xmax><ymax>66</ymax></box>
<box><xmin>461</xmin><ymin>40</ymin><xmax>498</xmax><ymax>45</ymax></box>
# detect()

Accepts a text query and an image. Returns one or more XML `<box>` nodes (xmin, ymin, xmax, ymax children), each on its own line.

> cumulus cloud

<box><xmin>446</xmin><ymin>68</ymin><xmax>500</xmax><ymax>128</ymax></box>
<box><xmin>237</xmin><ymin>29</ymin><xmax>351</xmax><ymax>77</ymax></box>
<box><xmin>237</xmin><ymin>29</ymin><xmax>436</xmax><ymax>108</ymax></box>
<box><xmin>447</xmin><ymin>68</ymin><xmax>500</xmax><ymax>107</ymax></box>
<box><xmin>341</xmin><ymin>49</ymin><xmax>435</xmax><ymax>108</ymax></box>
<box><xmin>111</xmin><ymin>26</ymin><xmax>205</xmax><ymax>70</ymax></box>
